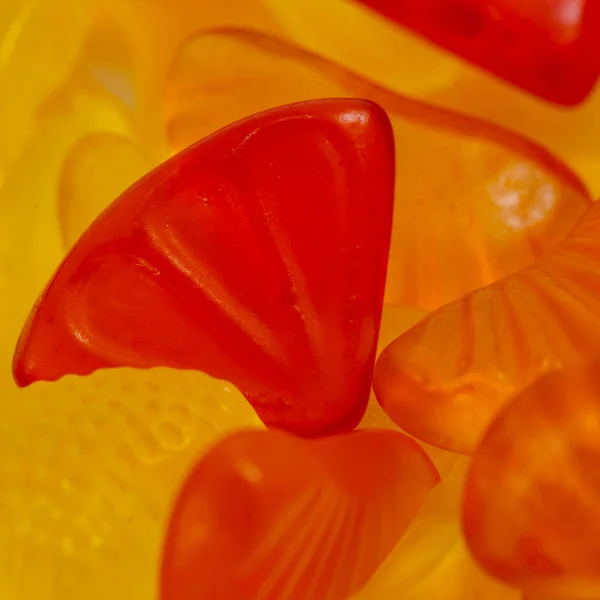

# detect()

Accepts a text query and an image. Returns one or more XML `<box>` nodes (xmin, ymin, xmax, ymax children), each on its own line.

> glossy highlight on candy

<box><xmin>464</xmin><ymin>358</ymin><xmax>600</xmax><ymax>597</ymax></box>
<box><xmin>165</xmin><ymin>29</ymin><xmax>592</xmax><ymax>312</ymax></box>
<box><xmin>375</xmin><ymin>199</ymin><xmax>600</xmax><ymax>454</ymax></box>
<box><xmin>161</xmin><ymin>428</ymin><xmax>440</xmax><ymax>600</ymax></box>
<box><xmin>13</xmin><ymin>98</ymin><xmax>395</xmax><ymax>438</ymax></box>
<box><xmin>356</xmin><ymin>0</ymin><xmax>600</xmax><ymax>105</ymax></box>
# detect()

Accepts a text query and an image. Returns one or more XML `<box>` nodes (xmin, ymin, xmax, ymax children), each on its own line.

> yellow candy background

<box><xmin>0</xmin><ymin>367</ymin><xmax>263</xmax><ymax>600</ymax></box>
<box><xmin>1</xmin><ymin>1</ymin><xmax>598</xmax><ymax>599</ymax></box>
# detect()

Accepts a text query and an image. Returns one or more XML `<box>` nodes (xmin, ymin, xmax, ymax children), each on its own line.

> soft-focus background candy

<box><xmin>1</xmin><ymin>0</ymin><xmax>599</xmax><ymax>599</ymax></box>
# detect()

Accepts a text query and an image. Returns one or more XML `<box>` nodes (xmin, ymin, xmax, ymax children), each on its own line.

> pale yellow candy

<box><xmin>0</xmin><ymin>87</ymin><xmax>140</xmax><ymax>368</ymax></box>
<box><xmin>0</xmin><ymin>0</ymin><xmax>95</xmax><ymax>172</ymax></box>
<box><xmin>0</xmin><ymin>17</ymin><xmax>146</xmax><ymax>367</ymax></box>
<box><xmin>0</xmin><ymin>367</ymin><xmax>263</xmax><ymax>600</ymax></box>
<box><xmin>59</xmin><ymin>132</ymin><xmax>147</xmax><ymax>248</ymax></box>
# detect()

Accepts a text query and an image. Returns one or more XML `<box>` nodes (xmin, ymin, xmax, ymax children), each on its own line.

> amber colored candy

<box><xmin>463</xmin><ymin>359</ymin><xmax>600</xmax><ymax>597</ymax></box>
<box><xmin>356</xmin><ymin>0</ymin><xmax>600</xmax><ymax>105</ymax></box>
<box><xmin>360</xmin><ymin>305</ymin><xmax>460</xmax><ymax>478</ymax></box>
<box><xmin>375</xmin><ymin>200</ymin><xmax>600</xmax><ymax>454</ymax></box>
<box><xmin>164</xmin><ymin>29</ymin><xmax>591</xmax><ymax>311</ymax></box>
<box><xmin>160</xmin><ymin>428</ymin><xmax>439</xmax><ymax>600</ymax></box>
<box><xmin>0</xmin><ymin>367</ymin><xmax>262</xmax><ymax>600</ymax></box>
<box><xmin>13</xmin><ymin>99</ymin><xmax>395</xmax><ymax>438</ymax></box>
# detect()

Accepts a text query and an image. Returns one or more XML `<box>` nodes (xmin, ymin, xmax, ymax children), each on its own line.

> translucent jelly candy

<box><xmin>0</xmin><ymin>367</ymin><xmax>262</xmax><ymax>600</ymax></box>
<box><xmin>360</xmin><ymin>305</ymin><xmax>460</xmax><ymax>478</ymax></box>
<box><xmin>423</xmin><ymin>66</ymin><xmax>600</xmax><ymax>197</ymax></box>
<box><xmin>375</xmin><ymin>200</ymin><xmax>600</xmax><ymax>454</ymax></box>
<box><xmin>463</xmin><ymin>359</ymin><xmax>600</xmax><ymax>598</ymax></box>
<box><xmin>0</xmin><ymin>0</ymin><xmax>94</xmax><ymax>171</ymax></box>
<box><xmin>356</xmin><ymin>0</ymin><xmax>600</xmax><ymax>105</ymax></box>
<box><xmin>160</xmin><ymin>428</ymin><xmax>439</xmax><ymax>600</ymax></box>
<box><xmin>0</xmin><ymin>9</ymin><xmax>145</xmax><ymax>371</ymax></box>
<box><xmin>13</xmin><ymin>99</ymin><xmax>395</xmax><ymax>438</ymax></box>
<box><xmin>164</xmin><ymin>29</ymin><xmax>591</xmax><ymax>311</ymax></box>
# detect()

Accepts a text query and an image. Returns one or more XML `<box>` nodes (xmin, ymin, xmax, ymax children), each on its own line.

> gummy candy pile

<box><xmin>2</xmin><ymin>1</ymin><xmax>600</xmax><ymax>599</ymax></box>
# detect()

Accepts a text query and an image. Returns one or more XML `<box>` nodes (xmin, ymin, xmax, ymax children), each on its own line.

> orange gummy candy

<box><xmin>160</xmin><ymin>428</ymin><xmax>439</xmax><ymax>600</ymax></box>
<box><xmin>463</xmin><ymin>359</ymin><xmax>600</xmax><ymax>598</ymax></box>
<box><xmin>164</xmin><ymin>29</ymin><xmax>591</xmax><ymax>311</ymax></box>
<box><xmin>375</xmin><ymin>200</ymin><xmax>600</xmax><ymax>454</ymax></box>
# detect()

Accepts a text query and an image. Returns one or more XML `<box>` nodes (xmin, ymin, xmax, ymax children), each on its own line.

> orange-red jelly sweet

<box><xmin>357</xmin><ymin>0</ymin><xmax>600</xmax><ymax>105</ymax></box>
<box><xmin>376</xmin><ymin>200</ymin><xmax>600</xmax><ymax>454</ymax></box>
<box><xmin>13</xmin><ymin>99</ymin><xmax>395</xmax><ymax>438</ymax></box>
<box><xmin>464</xmin><ymin>358</ymin><xmax>600</xmax><ymax>598</ymax></box>
<box><xmin>160</xmin><ymin>428</ymin><xmax>439</xmax><ymax>600</ymax></box>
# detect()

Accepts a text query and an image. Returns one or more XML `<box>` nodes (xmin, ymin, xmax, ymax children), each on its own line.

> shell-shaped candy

<box><xmin>161</xmin><ymin>428</ymin><xmax>439</xmax><ymax>600</ymax></box>
<box><xmin>375</xmin><ymin>200</ymin><xmax>600</xmax><ymax>454</ymax></box>
<box><xmin>13</xmin><ymin>99</ymin><xmax>395</xmax><ymax>438</ymax></box>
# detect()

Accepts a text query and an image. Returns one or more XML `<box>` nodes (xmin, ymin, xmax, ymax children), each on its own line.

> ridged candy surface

<box><xmin>161</xmin><ymin>428</ymin><xmax>439</xmax><ymax>600</ymax></box>
<box><xmin>13</xmin><ymin>99</ymin><xmax>395</xmax><ymax>438</ymax></box>
<box><xmin>376</xmin><ymin>200</ymin><xmax>600</xmax><ymax>453</ymax></box>
<box><xmin>164</xmin><ymin>29</ymin><xmax>591</xmax><ymax>311</ymax></box>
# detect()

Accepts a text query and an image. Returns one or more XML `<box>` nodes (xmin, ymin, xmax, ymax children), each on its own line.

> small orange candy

<box><xmin>375</xmin><ymin>200</ymin><xmax>600</xmax><ymax>454</ymax></box>
<box><xmin>160</xmin><ymin>428</ymin><xmax>439</xmax><ymax>600</ymax></box>
<box><xmin>463</xmin><ymin>359</ymin><xmax>600</xmax><ymax>598</ymax></box>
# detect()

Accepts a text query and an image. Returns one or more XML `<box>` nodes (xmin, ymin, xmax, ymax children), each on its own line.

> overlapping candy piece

<box><xmin>164</xmin><ymin>29</ymin><xmax>591</xmax><ymax>311</ymax></box>
<box><xmin>356</xmin><ymin>0</ymin><xmax>600</xmax><ymax>105</ymax></box>
<box><xmin>352</xmin><ymin>458</ymin><xmax>518</xmax><ymax>600</ymax></box>
<box><xmin>0</xmin><ymin>367</ymin><xmax>262</xmax><ymax>600</ymax></box>
<box><xmin>375</xmin><ymin>199</ymin><xmax>600</xmax><ymax>454</ymax></box>
<box><xmin>13</xmin><ymin>99</ymin><xmax>395</xmax><ymax>438</ymax></box>
<box><xmin>464</xmin><ymin>359</ymin><xmax>600</xmax><ymax>598</ymax></box>
<box><xmin>161</xmin><ymin>428</ymin><xmax>439</xmax><ymax>600</ymax></box>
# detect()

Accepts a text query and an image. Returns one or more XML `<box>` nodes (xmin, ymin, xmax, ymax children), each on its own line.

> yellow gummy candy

<box><xmin>0</xmin><ymin>367</ymin><xmax>263</xmax><ymax>600</ymax></box>
<box><xmin>0</xmin><ymin>0</ymin><xmax>95</xmax><ymax>172</ymax></box>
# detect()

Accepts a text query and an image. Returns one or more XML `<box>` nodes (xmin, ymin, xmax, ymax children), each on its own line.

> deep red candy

<box><xmin>13</xmin><ymin>99</ymin><xmax>395</xmax><ymax>437</ymax></box>
<box><xmin>357</xmin><ymin>0</ymin><xmax>600</xmax><ymax>105</ymax></box>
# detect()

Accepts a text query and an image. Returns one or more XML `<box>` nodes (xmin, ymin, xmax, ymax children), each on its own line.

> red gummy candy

<box><xmin>357</xmin><ymin>0</ymin><xmax>600</xmax><ymax>105</ymax></box>
<box><xmin>13</xmin><ymin>99</ymin><xmax>395</xmax><ymax>437</ymax></box>
<box><xmin>161</xmin><ymin>428</ymin><xmax>440</xmax><ymax>600</ymax></box>
<box><xmin>464</xmin><ymin>359</ymin><xmax>600</xmax><ymax>597</ymax></box>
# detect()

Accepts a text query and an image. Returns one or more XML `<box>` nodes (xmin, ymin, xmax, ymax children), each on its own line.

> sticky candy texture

<box><xmin>356</xmin><ymin>0</ymin><xmax>600</xmax><ymax>105</ymax></box>
<box><xmin>164</xmin><ymin>30</ymin><xmax>591</xmax><ymax>311</ymax></box>
<box><xmin>160</xmin><ymin>428</ymin><xmax>439</xmax><ymax>600</ymax></box>
<box><xmin>13</xmin><ymin>99</ymin><xmax>395</xmax><ymax>437</ymax></box>
<box><xmin>463</xmin><ymin>359</ymin><xmax>600</xmax><ymax>598</ymax></box>
<box><xmin>375</xmin><ymin>200</ymin><xmax>600</xmax><ymax>454</ymax></box>
<box><xmin>0</xmin><ymin>367</ymin><xmax>262</xmax><ymax>600</ymax></box>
